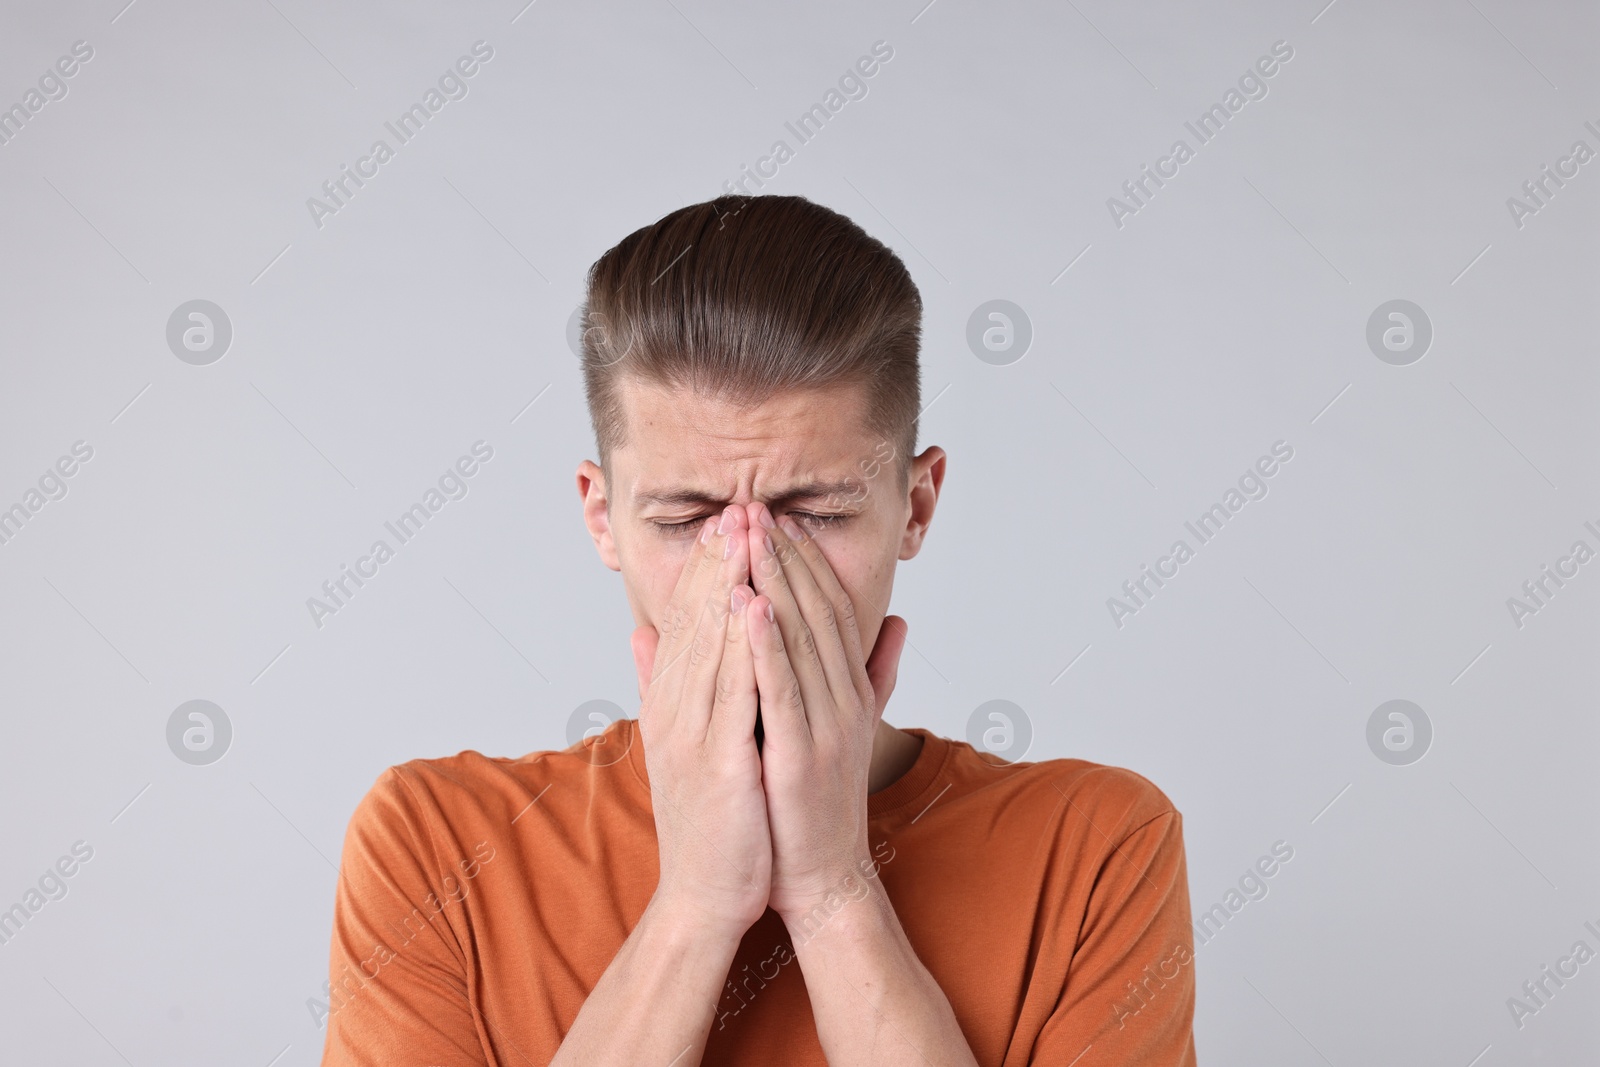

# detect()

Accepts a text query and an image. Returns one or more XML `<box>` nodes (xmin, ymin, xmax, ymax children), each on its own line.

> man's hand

<box><xmin>736</xmin><ymin>501</ymin><xmax>977</xmax><ymax>1067</ymax></box>
<box><xmin>631</xmin><ymin>504</ymin><xmax>772</xmax><ymax>940</ymax></box>
<box><xmin>738</xmin><ymin>500</ymin><xmax>909</xmax><ymax>925</ymax></box>
<box><xmin>616</xmin><ymin>499</ymin><xmax>973</xmax><ymax>1067</ymax></box>
<box><xmin>548</xmin><ymin>507</ymin><xmax>771</xmax><ymax>1066</ymax></box>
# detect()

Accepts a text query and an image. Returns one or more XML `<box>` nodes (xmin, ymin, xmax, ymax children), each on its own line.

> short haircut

<box><xmin>579</xmin><ymin>194</ymin><xmax>923</xmax><ymax>503</ymax></box>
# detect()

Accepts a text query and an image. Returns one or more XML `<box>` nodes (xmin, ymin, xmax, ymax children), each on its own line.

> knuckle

<box><xmin>779</xmin><ymin>676</ymin><xmax>805</xmax><ymax>710</ymax></box>
<box><xmin>794</xmin><ymin>624</ymin><xmax>818</xmax><ymax>660</ymax></box>
<box><xmin>834</xmin><ymin>595</ymin><xmax>856</xmax><ymax>629</ymax></box>
<box><xmin>815</xmin><ymin>600</ymin><xmax>838</xmax><ymax>637</ymax></box>
<box><xmin>713</xmin><ymin>668</ymin><xmax>741</xmax><ymax>709</ymax></box>
<box><xmin>660</xmin><ymin>603</ymin><xmax>692</xmax><ymax>643</ymax></box>
<box><xmin>685</xmin><ymin>624</ymin><xmax>718</xmax><ymax>673</ymax></box>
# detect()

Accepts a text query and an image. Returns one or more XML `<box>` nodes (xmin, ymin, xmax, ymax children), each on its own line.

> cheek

<box><xmin>817</xmin><ymin>546</ymin><xmax>887</xmax><ymax>618</ymax></box>
<box><xmin>825</xmin><ymin>539</ymin><xmax>886</xmax><ymax>592</ymax></box>
<box><xmin>827</xmin><ymin>554</ymin><xmax>869</xmax><ymax>595</ymax></box>
<box><xmin>655</xmin><ymin>545</ymin><xmax>694</xmax><ymax>609</ymax></box>
<box><xmin>619</xmin><ymin>534</ymin><xmax>689</xmax><ymax>620</ymax></box>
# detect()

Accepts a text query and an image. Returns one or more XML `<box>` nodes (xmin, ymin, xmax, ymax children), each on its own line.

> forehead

<box><xmin>613</xmin><ymin>377</ymin><xmax>876</xmax><ymax>506</ymax></box>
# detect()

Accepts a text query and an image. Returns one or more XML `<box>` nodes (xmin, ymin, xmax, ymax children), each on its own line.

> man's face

<box><xmin>577</xmin><ymin>377</ymin><xmax>943</xmax><ymax>666</ymax></box>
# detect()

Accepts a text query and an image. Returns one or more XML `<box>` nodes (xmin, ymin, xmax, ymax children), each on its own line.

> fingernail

<box><xmin>763</xmin><ymin>601</ymin><xmax>774</xmax><ymax>623</ymax></box>
<box><xmin>724</xmin><ymin>530</ymin><xmax>738</xmax><ymax>559</ymax></box>
<box><xmin>701</xmin><ymin>517</ymin><xmax>717</xmax><ymax>544</ymax></box>
<box><xmin>718</xmin><ymin>506</ymin><xmax>739</xmax><ymax>535</ymax></box>
<box><xmin>764</xmin><ymin>532</ymin><xmax>775</xmax><ymax>555</ymax></box>
<box><xmin>755</xmin><ymin>503</ymin><xmax>777</xmax><ymax>530</ymax></box>
<box><xmin>730</xmin><ymin>587</ymin><xmax>746</xmax><ymax>615</ymax></box>
<box><xmin>778</xmin><ymin>515</ymin><xmax>806</xmax><ymax>542</ymax></box>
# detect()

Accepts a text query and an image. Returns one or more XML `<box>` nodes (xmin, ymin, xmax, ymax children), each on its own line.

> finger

<box><xmin>706</xmin><ymin>584</ymin><xmax>759</xmax><ymax>747</ymax></box>
<box><xmin>636</xmin><ymin>516</ymin><xmax>715</xmax><ymax>738</ymax></box>
<box><xmin>769</xmin><ymin>510</ymin><xmax>875</xmax><ymax>715</ymax></box>
<box><xmin>677</xmin><ymin>505</ymin><xmax>751</xmax><ymax>740</ymax></box>
<box><xmin>746</xmin><ymin>592</ymin><xmax>810</xmax><ymax>747</ymax></box>
<box><xmin>768</xmin><ymin>505</ymin><xmax>870</xmax><ymax>713</ymax></box>
<box><xmin>650</xmin><ymin>515</ymin><xmax>723</xmax><ymax>685</ymax></box>
<box><xmin>748</xmin><ymin>504</ymin><xmax>849</xmax><ymax>725</ymax></box>
<box><xmin>649</xmin><ymin>505</ymin><xmax>747</xmax><ymax>728</ymax></box>
<box><xmin>863</xmin><ymin>615</ymin><xmax>909</xmax><ymax>727</ymax></box>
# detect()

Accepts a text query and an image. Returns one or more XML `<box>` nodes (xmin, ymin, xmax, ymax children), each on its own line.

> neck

<box><xmin>868</xmin><ymin>720</ymin><xmax>924</xmax><ymax>794</ymax></box>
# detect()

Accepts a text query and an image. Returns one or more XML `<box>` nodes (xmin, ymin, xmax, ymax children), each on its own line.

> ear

<box><xmin>577</xmin><ymin>460</ymin><xmax>620</xmax><ymax>571</ymax></box>
<box><xmin>897</xmin><ymin>446</ymin><xmax>947</xmax><ymax>561</ymax></box>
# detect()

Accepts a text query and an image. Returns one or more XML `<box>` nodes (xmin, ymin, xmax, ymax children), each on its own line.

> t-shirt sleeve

<box><xmin>1031</xmin><ymin>809</ymin><xmax>1198</xmax><ymax>1066</ymax></box>
<box><xmin>319</xmin><ymin>767</ymin><xmax>488</xmax><ymax>1067</ymax></box>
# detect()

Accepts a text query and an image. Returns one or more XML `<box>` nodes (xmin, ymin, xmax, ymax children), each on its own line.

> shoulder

<box><xmin>337</xmin><ymin>751</ymin><xmax>518</xmax><ymax>870</ymax></box>
<box><xmin>937</xmin><ymin>735</ymin><xmax>1183</xmax><ymax>849</ymax></box>
<box><xmin>341</xmin><ymin>720</ymin><xmax>645</xmax><ymax>853</ymax></box>
<box><xmin>1039</xmin><ymin>759</ymin><xmax>1181</xmax><ymax>841</ymax></box>
<box><xmin>376</xmin><ymin>749</ymin><xmax>531</xmax><ymax>814</ymax></box>
<box><xmin>1000</xmin><ymin>759</ymin><xmax>1192</xmax><ymax>923</ymax></box>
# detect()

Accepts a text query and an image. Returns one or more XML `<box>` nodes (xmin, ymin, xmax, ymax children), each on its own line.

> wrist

<box><xmin>644</xmin><ymin>890</ymin><xmax>758</xmax><ymax>953</ymax></box>
<box><xmin>774</xmin><ymin>865</ymin><xmax>889</xmax><ymax>942</ymax></box>
<box><xmin>782</xmin><ymin>886</ymin><xmax>899</xmax><ymax>980</ymax></box>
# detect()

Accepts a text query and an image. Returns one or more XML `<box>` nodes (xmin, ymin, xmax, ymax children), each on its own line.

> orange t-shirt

<box><xmin>318</xmin><ymin>719</ymin><xmax>1197</xmax><ymax>1066</ymax></box>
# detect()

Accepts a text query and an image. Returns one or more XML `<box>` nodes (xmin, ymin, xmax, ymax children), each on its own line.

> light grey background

<box><xmin>1</xmin><ymin>0</ymin><xmax>1595</xmax><ymax>1063</ymax></box>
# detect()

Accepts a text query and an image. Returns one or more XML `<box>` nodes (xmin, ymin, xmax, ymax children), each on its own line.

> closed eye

<box><xmin>650</xmin><ymin>512</ymin><xmax>851</xmax><ymax>536</ymax></box>
<box><xmin>792</xmin><ymin>512</ymin><xmax>849</xmax><ymax>530</ymax></box>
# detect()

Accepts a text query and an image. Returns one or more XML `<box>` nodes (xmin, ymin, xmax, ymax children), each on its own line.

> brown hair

<box><xmin>579</xmin><ymin>194</ymin><xmax>922</xmax><ymax>503</ymax></box>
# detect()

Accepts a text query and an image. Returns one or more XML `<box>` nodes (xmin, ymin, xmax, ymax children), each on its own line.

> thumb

<box><xmin>630</xmin><ymin>624</ymin><xmax>660</xmax><ymax>705</ymax></box>
<box><xmin>864</xmin><ymin>615</ymin><xmax>908</xmax><ymax>724</ymax></box>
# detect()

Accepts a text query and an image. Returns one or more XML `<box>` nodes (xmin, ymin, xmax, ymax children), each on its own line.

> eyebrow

<box><xmin>633</xmin><ymin>479</ymin><xmax>863</xmax><ymax>510</ymax></box>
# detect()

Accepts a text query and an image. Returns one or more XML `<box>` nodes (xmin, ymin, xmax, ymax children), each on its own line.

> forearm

<box><xmin>785</xmin><ymin>885</ymin><xmax>979</xmax><ymax>1067</ymax></box>
<box><xmin>549</xmin><ymin>895</ymin><xmax>742</xmax><ymax>1067</ymax></box>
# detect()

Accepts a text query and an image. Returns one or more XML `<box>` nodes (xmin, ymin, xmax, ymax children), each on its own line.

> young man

<box><xmin>319</xmin><ymin>195</ymin><xmax>1197</xmax><ymax>1066</ymax></box>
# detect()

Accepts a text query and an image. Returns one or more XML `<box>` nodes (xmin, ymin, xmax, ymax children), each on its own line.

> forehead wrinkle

<box><xmin>618</xmin><ymin>388</ymin><xmax>875</xmax><ymax>512</ymax></box>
